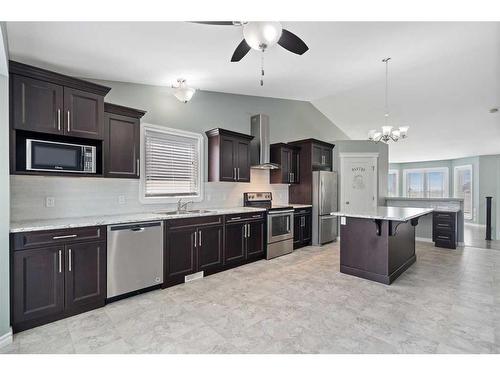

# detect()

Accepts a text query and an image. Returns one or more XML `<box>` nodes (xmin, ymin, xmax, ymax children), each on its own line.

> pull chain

<box><xmin>260</xmin><ymin>51</ymin><xmax>265</xmax><ymax>86</ymax></box>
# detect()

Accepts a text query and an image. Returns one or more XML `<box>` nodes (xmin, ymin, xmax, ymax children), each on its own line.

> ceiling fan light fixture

<box><xmin>243</xmin><ymin>22</ymin><xmax>282</xmax><ymax>51</ymax></box>
<box><xmin>172</xmin><ymin>79</ymin><xmax>196</xmax><ymax>103</ymax></box>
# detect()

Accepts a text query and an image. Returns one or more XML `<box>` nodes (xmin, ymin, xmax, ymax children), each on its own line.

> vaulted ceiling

<box><xmin>6</xmin><ymin>21</ymin><xmax>500</xmax><ymax>162</ymax></box>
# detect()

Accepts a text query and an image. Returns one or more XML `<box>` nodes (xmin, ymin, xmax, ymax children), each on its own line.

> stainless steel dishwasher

<box><xmin>107</xmin><ymin>221</ymin><xmax>164</xmax><ymax>299</ymax></box>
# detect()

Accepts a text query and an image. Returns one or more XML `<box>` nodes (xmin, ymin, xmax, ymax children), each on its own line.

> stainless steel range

<box><xmin>244</xmin><ymin>192</ymin><xmax>294</xmax><ymax>259</ymax></box>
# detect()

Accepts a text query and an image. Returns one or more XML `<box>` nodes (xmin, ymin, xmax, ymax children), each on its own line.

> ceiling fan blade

<box><xmin>231</xmin><ymin>40</ymin><xmax>251</xmax><ymax>62</ymax></box>
<box><xmin>278</xmin><ymin>29</ymin><xmax>309</xmax><ymax>55</ymax></box>
<box><xmin>192</xmin><ymin>21</ymin><xmax>236</xmax><ymax>25</ymax></box>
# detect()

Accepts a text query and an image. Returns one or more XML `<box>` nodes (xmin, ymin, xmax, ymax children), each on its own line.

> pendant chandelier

<box><xmin>368</xmin><ymin>58</ymin><xmax>409</xmax><ymax>143</ymax></box>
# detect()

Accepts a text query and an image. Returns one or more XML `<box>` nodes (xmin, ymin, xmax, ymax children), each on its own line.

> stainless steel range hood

<box><xmin>250</xmin><ymin>114</ymin><xmax>280</xmax><ymax>169</ymax></box>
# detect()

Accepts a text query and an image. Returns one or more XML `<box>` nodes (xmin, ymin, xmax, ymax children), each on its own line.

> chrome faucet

<box><xmin>177</xmin><ymin>199</ymin><xmax>193</xmax><ymax>212</ymax></box>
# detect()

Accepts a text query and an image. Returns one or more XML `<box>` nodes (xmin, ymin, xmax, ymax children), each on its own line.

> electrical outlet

<box><xmin>45</xmin><ymin>197</ymin><xmax>55</xmax><ymax>208</ymax></box>
<box><xmin>118</xmin><ymin>195</ymin><xmax>126</xmax><ymax>205</ymax></box>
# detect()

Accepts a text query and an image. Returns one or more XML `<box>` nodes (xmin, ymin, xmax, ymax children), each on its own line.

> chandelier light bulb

<box><xmin>382</xmin><ymin>126</ymin><xmax>393</xmax><ymax>136</ymax></box>
<box><xmin>172</xmin><ymin>79</ymin><xmax>196</xmax><ymax>103</ymax></box>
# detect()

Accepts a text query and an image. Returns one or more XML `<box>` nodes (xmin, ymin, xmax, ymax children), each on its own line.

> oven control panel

<box><xmin>244</xmin><ymin>192</ymin><xmax>272</xmax><ymax>202</ymax></box>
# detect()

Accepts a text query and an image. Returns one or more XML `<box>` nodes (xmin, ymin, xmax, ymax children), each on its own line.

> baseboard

<box><xmin>0</xmin><ymin>328</ymin><xmax>13</xmax><ymax>348</ymax></box>
<box><xmin>416</xmin><ymin>236</ymin><xmax>433</xmax><ymax>243</ymax></box>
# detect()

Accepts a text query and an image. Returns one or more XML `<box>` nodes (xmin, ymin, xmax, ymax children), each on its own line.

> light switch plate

<box><xmin>340</xmin><ymin>217</ymin><xmax>346</xmax><ymax>225</ymax></box>
<box><xmin>118</xmin><ymin>195</ymin><xmax>126</xmax><ymax>205</ymax></box>
<box><xmin>45</xmin><ymin>197</ymin><xmax>55</xmax><ymax>208</ymax></box>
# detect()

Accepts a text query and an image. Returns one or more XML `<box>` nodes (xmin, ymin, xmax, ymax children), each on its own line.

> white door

<box><xmin>340</xmin><ymin>154</ymin><xmax>378</xmax><ymax>211</ymax></box>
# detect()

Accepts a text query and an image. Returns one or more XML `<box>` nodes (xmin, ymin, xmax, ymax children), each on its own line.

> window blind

<box><xmin>144</xmin><ymin>127</ymin><xmax>200</xmax><ymax>197</ymax></box>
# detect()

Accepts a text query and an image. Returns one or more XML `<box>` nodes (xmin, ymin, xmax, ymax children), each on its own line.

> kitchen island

<box><xmin>332</xmin><ymin>207</ymin><xmax>433</xmax><ymax>284</ymax></box>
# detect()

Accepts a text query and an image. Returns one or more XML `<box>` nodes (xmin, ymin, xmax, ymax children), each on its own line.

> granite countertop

<box><xmin>290</xmin><ymin>204</ymin><xmax>312</xmax><ymax>209</ymax></box>
<box><xmin>331</xmin><ymin>206</ymin><xmax>434</xmax><ymax>221</ymax></box>
<box><xmin>10</xmin><ymin>207</ymin><xmax>266</xmax><ymax>233</ymax></box>
<box><xmin>385</xmin><ymin>197</ymin><xmax>464</xmax><ymax>202</ymax></box>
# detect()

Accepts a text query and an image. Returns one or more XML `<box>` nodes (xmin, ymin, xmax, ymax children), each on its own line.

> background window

<box><xmin>387</xmin><ymin>169</ymin><xmax>399</xmax><ymax>197</ymax></box>
<box><xmin>141</xmin><ymin>124</ymin><xmax>203</xmax><ymax>203</ymax></box>
<box><xmin>403</xmin><ymin>168</ymin><xmax>449</xmax><ymax>198</ymax></box>
<box><xmin>454</xmin><ymin>165</ymin><xmax>473</xmax><ymax>220</ymax></box>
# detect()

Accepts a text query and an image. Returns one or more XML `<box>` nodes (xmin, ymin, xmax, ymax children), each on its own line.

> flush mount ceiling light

<box><xmin>172</xmin><ymin>79</ymin><xmax>196</xmax><ymax>103</ymax></box>
<box><xmin>368</xmin><ymin>58</ymin><xmax>409</xmax><ymax>143</ymax></box>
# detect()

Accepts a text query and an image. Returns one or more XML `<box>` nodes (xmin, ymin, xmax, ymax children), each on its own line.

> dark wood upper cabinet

<box><xmin>11</xmin><ymin>74</ymin><xmax>64</xmax><ymax>135</ymax></box>
<box><xmin>270</xmin><ymin>143</ymin><xmax>300</xmax><ymax>184</ymax></box>
<box><xmin>288</xmin><ymin>139</ymin><xmax>335</xmax><ymax>204</ymax></box>
<box><xmin>206</xmin><ymin>128</ymin><xmax>254</xmax><ymax>183</ymax></box>
<box><xmin>65</xmin><ymin>241</ymin><xmax>106</xmax><ymax>313</ymax></box>
<box><xmin>9</xmin><ymin>61</ymin><xmax>110</xmax><ymax>140</ymax></box>
<box><xmin>12</xmin><ymin>246</ymin><xmax>65</xmax><ymax>325</ymax></box>
<box><xmin>64</xmin><ymin>88</ymin><xmax>104</xmax><ymax>139</ymax></box>
<box><xmin>103</xmin><ymin>103</ymin><xmax>146</xmax><ymax>178</ymax></box>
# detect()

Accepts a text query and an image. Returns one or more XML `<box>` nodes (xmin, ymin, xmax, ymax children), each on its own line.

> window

<box><xmin>454</xmin><ymin>165</ymin><xmax>473</xmax><ymax>220</ymax></box>
<box><xmin>140</xmin><ymin>124</ymin><xmax>203</xmax><ymax>203</ymax></box>
<box><xmin>387</xmin><ymin>169</ymin><xmax>399</xmax><ymax>197</ymax></box>
<box><xmin>403</xmin><ymin>167</ymin><xmax>449</xmax><ymax>198</ymax></box>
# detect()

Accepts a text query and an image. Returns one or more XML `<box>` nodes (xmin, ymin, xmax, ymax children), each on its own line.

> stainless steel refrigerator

<box><xmin>312</xmin><ymin>171</ymin><xmax>338</xmax><ymax>245</ymax></box>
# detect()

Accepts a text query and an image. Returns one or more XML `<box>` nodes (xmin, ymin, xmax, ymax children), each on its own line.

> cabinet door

<box><xmin>312</xmin><ymin>144</ymin><xmax>322</xmax><ymax>166</ymax></box>
<box><xmin>64</xmin><ymin>87</ymin><xmax>104</xmax><ymax>139</ymax></box>
<box><xmin>281</xmin><ymin>148</ymin><xmax>291</xmax><ymax>183</ymax></box>
<box><xmin>165</xmin><ymin>228</ymin><xmax>197</xmax><ymax>285</ymax></box>
<box><xmin>197</xmin><ymin>225</ymin><xmax>223</xmax><ymax>274</ymax></box>
<box><xmin>12</xmin><ymin>247</ymin><xmax>64</xmax><ymax>325</ymax></box>
<box><xmin>220</xmin><ymin>136</ymin><xmax>236</xmax><ymax>181</ymax></box>
<box><xmin>246</xmin><ymin>221</ymin><xmax>265</xmax><ymax>259</ymax></box>
<box><xmin>236</xmin><ymin>139</ymin><xmax>251</xmax><ymax>182</ymax></box>
<box><xmin>322</xmin><ymin>147</ymin><xmax>332</xmax><ymax>169</ymax></box>
<box><xmin>291</xmin><ymin>150</ymin><xmax>300</xmax><ymax>183</ymax></box>
<box><xmin>11</xmin><ymin>75</ymin><xmax>64</xmax><ymax>135</ymax></box>
<box><xmin>104</xmin><ymin>112</ymin><xmax>140</xmax><ymax>178</ymax></box>
<box><xmin>224</xmin><ymin>223</ymin><xmax>246</xmax><ymax>264</ymax></box>
<box><xmin>65</xmin><ymin>241</ymin><xmax>106</xmax><ymax>312</ymax></box>
<box><xmin>302</xmin><ymin>214</ymin><xmax>312</xmax><ymax>244</ymax></box>
<box><xmin>293</xmin><ymin>214</ymin><xmax>303</xmax><ymax>248</ymax></box>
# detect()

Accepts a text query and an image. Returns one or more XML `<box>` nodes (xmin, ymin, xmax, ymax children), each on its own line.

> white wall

<box><xmin>0</xmin><ymin>22</ymin><xmax>11</xmax><ymax>342</ymax></box>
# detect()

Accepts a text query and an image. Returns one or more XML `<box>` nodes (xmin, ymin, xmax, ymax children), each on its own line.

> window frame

<box><xmin>387</xmin><ymin>169</ymin><xmax>399</xmax><ymax>197</ymax></box>
<box><xmin>454</xmin><ymin>164</ymin><xmax>473</xmax><ymax>220</ymax></box>
<box><xmin>402</xmin><ymin>167</ymin><xmax>449</xmax><ymax>198</ymax></box>
<box><xmin>139</xmin><ymin>123</ymin><xmax>204</xmax><ymax>204</ymax></box>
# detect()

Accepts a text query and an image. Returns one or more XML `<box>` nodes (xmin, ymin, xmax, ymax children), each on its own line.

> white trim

<box><xmin>139</xmin><ymin>123</ymin><xmax>204</xmax><ymax>204</ymax></box>
<box><xmin>402</xmin><ymin>167</ymin><xmax>449</xmax><ymax>198</ymax></box>
<box><xmin>339</xmin><ymin>152</ymin><xmax>379</xmax><ymax>158</ymax></box>
<box><xmin>454</xmin><ymin>164</ymin><xmax>473</xmax><ymax>220</ymax></box>
<box><xmin>339</xmin><ymin>153</ymin><xmax>378</xmax><ymax>211</ymax></box>
<box><xmin>388</xmin><ymin>169</ymin><xmax>399</xmax><ymax>197</ymax></box>
<box><xmin>0</xmin><ymin>328</ymin><xmax>13</xmax><ymax>348</ymax></box>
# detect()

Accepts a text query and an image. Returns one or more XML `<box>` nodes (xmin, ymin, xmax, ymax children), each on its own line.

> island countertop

<box><xmin>331</xmin><ymin>206</ymin><xmax>434</xmax><ymax>222</ymax></box>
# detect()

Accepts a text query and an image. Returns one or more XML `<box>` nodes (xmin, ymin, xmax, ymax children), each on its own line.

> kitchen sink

<box><xmin>157</xmin><ymin>209</ymin><xmax>213</xmax><ymax>215</ymax></box>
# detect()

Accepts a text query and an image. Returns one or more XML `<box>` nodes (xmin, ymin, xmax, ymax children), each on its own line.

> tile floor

<box><xmin>1</xmin><ymin>241</ymin><xmax>499</xmax><ymax>354</ymax></box>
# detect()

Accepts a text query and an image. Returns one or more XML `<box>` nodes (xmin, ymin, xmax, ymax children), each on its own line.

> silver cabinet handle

<box><xmin>252</xmin><ymin>215</ymin><xmax>261</xmax><ymax>218</ymax></box>
<box><xmin>247</xmin><ymin>223</ymin><xmax>250</xmax><ymax>237</ymax></box>
<box><xmin>53</xmin><ymin>234</ymin><xmax>77</xmax><ymax>240</ymax></box>
<box><xmin>286</xmin><ymin>216</ymin><xmax>290</xmax><ymax>231</ymax></box>
<box><xmin>68</xmin><ymin>249</ymin><xmax>72</xmax><ymax>272</ymax></box>
<box><xmin>194</xmin><ymin>231</ymin><xmax>197</xmax><ymax>247</ymax></box>
<box><xmin>67</xmin><ymin>110</ymin><xmax>70</xmax><ymax>132</ymax></box>
<box><xmin>242</xmin><ymin>225</ymin><xmax>246</xmax><ymax>240</ymax></box>
<box><xmin>237</xmin><ymin>168</ymin><xmax>240</xmax><ymax>180</ymax></box>
<box><xmin>199</xmin><ymin>230</ymin><xmax>202</xmax><ymax>246</ymax></box>
<box><xmin>136</xmin><ymin>159</ymin><xmax>140</xmax><ymax>176</ymax></box>
<box><xmin>58</xmin><ymin>250</ymin><xmax>62</xmax><ymax>273</ymax></box>
<box><xmin>231</xmin><ymin>216</ymin><xmax>241</xmax><ymax>221</ymax></box>
<box><xmin>291</xmin><ymin>172</ymin><xmax>294</xmax><ymax>183</ymax></box>
<box><xmin>234</xmin><ymin>167</ymin><xmax>237</xmax><ymax>181</ymax></box>
<box><xmin>57</xmin><ymin>109</ymin><xmax>61</xmax><ymax>131</ymax></box>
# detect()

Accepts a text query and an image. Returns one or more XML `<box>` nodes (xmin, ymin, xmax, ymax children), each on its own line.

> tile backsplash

<box><xmin>10</xmin><ymin>170</ymin><xmax>289</xmax><ymax>221</ymax></box>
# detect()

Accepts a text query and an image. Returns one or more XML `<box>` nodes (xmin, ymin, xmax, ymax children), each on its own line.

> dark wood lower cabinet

<box><xmin>165</xmin><ymin>227</ymin><xmax>197</xmax><ymax>286</ymax></box>
<box><xmin>293</xmin><ymin>208</ymin><xmax>312</xmax><ymax>249</ymax></box>
<box><xmin>224</xmin><ymin>223</ymin><xmax>246</xmax><ymax>264</ymax></box>
<box><xmin>65</xmin><ymin>241</ymin><xmax>106</xmax><ymax>313</ymax></box>
<box><xmin>12</xmin><ymin>247</ymin><xmax>65</xmax><ymax>326</ymax></box>
<box><xmin>197</xmin><ymin>225</ymin><xmax>224</xmax><ymax>273</ymax></box>
<box><xmin>224</xmin><ymin>218</ymin><xmax>266</xmax><ymax>265</ymax></box>
<box><xmin>11</xmin><ymin>227</ymin><xmax>106</xmax><ymax>332</ymax></box>
<box><xmin>246</xmin><ymin>220</ymin><xmax>265</xmax><ymax>259</ymax></box>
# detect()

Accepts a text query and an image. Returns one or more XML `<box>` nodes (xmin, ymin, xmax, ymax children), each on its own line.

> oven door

<box><xmin>27</xmin><ymin>140</ymin><xmax>85</xmax><ymax>172</ymax></box>
<box><xmin>267</xmin><ymin>210</ymin><xmax>294</xmax><ymax>243</ymax></box>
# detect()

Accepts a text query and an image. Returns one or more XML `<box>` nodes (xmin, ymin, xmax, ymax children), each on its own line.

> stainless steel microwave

<box><xmin>26</xmin><ymin>139</ymin><xmax>97</xmax><ymax>173</ymax></box>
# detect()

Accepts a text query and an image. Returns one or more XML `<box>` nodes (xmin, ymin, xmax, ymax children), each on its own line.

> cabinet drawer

<box><xmin>434</xmin><ymin>221</ymin><xmax>455</xmax><ymax>231</ymax></box>
<box><xmin>433</xmin><ymin>211</ymin><xmax>455</xmax><ymax>222</ymax></box>
<box><xmin>225</xmin><ymin>212</ymin><xmax>265</xmax><ymax>223</ymax></box>
<box><xmin>12</xmin><ymin>226</ymin><xmax>105</xmax><ymax>251</ymax></box>
<box><xmin>167</xmin><ymin>215</ymin><xmax>223</xmax><ymax>230</ymax></box>
<box><xmin>294</xmin><ymin>208</ymin><xmax>312</xmax><ymax>215</ymax></box>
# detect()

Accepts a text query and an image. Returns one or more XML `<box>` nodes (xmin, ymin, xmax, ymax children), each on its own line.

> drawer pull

<box><xmin>231</xmin><ymin>217</ymin><xmax>241</xmax><ymax>220</ymax></box>
<box><xmin>252</xmin><ymin>215</ymin><xmax>262</xmax><ymax>218</ymax></box>
<box><xmin>437</xmin><ymin>235</ymin><xmax>450</xmax><ymax>240</ymax></box>
<box><xmin>52</xmin><ymin>234</ymin><xmax>77</xmax><ymax>240</ymax></box>
<box><xmin>437</xmin><ymin>224</ymin><xmax>450</xmax><ymax>227</ymax></box>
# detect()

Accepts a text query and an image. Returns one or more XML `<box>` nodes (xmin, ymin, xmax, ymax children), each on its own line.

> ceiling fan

<box><xmin>195</xmin><ymin>21</ymin><xmax>309</xmax><ymax>85</ymax></box>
